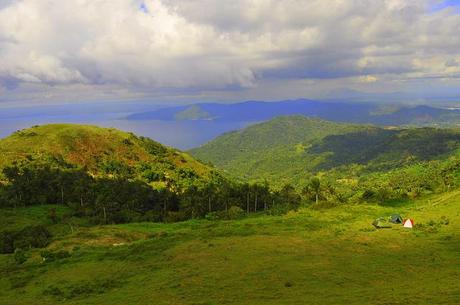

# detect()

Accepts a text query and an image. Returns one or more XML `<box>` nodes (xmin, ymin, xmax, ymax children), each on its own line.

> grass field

<box><xmin>1</xmin><ymin>191</ymin><xmax>460</xmax><ymax>305</ymax></box>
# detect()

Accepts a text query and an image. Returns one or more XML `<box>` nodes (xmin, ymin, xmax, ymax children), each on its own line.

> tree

<box><xmin>303</xmin><ymin>177</ymin><xmax>321</xmax><ymax>204</ymax></box>
<box><xmin>277</xmin><ymin>184</ymin><xmax>301</xmax><ymax>211</ymax></box>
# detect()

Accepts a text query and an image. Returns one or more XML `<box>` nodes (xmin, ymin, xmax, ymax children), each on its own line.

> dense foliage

<box><xmin>191</xmin><ymin>116</ymin><xmax>460</xmax><ymax>205</ymax></box>
<box><xmin>0</xmin><ymin>158</ymin><xmax>302</xmax><ymax>224</ymax></box>
<box><xmin>0</xmin><ymin>125</ymin><xmax>303</xmax><ymax>230</ymax></box>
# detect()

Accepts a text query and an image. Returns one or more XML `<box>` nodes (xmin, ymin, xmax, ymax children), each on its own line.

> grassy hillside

<box><xmin>1</xmin><ymin>190</ymin><xmax>460</xmax><ymax>304</ymax></box>
<box><xmin>0</xmin><ymin>124</ymin><xmax>309</xmax><ymax>225</ymax></box>
<box><xmin>0</xmin><ymin>124</ymin><xmax>213</xmax><ymax>186</ymax></box>
<box><xmin>190</xmin><ymin>116</ymin><xmax>366</xmax><ymax>183</ymax></box>
<box><xmin>190</xmin><ymin>116</ymin><xmax>460</xmax><ymax>185</ymax></box>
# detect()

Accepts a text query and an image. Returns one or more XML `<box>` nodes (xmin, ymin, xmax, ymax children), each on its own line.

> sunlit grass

<box><xmin>1</xmin><ymin>191</ymin><xmax>460</xmax><ymax>304</ymax></box>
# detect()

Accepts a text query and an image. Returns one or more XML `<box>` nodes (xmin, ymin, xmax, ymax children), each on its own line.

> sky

<box><xmin>1</xmin><ymin>0</ymin><xmax>460</xmax><ymax>106</ymax></box>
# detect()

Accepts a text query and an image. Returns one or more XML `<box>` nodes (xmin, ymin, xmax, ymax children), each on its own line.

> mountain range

<box><xmin>127</xmin><ymin>99</ymin><xmax>460</xmax><ymax>128</ymax></box>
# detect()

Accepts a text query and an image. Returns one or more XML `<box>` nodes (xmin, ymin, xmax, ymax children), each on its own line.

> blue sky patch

<box><xmin>139</xmin><ymin>3</ymin><xmax>148</xmax><ymax>13</ymax></box>
<box><xmin>431</xmin><ymin>0</ymin><xmax>460</xmax><ymax>12</ymax></box>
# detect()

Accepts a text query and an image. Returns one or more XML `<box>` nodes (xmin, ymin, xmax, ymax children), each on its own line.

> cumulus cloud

<box><xmin>0</xmin><ymin>0</ymin><xmax>459</xmax><ymax>103</ymax></box>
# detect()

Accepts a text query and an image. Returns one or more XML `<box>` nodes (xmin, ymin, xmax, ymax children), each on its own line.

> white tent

<box><xmin>403</xmin><ymin>219</ymin><xmax>414</xmax><ymax>228</ymax></box>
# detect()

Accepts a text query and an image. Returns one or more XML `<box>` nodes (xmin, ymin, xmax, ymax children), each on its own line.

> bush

<box><xmin>0</xmin><ymin>231</ymin><xmax>15</xmax><ymax>254</ymax></box>
<box><xmin>440</xmin><ymin>216</ymin><xmax>450</xmax><ymax>225</ymax></box>
<box><xmin>111</xmin><ymin>209</ymin><xmax>142</xmax><ymax>224</ymax></box>
<box><xmin>0</xmin><ymin>187</ymin><xmax>11</xmax><ymax>208</ymax></box>
<box><xmin>13</xmin><ymin>225</ymin><xmax>52</xmax><ymax>250</ymax></box>
<box><xmin>164</xmin><ymin>211</ymin><xmax>188</xmax><ymax>223</ymax></box>
<box><xmin>43</xmin><ymin>278</ymin><xmax>122</xmax><ymax>299</ymax></box>
<box><xmin>205</xmin><ymin>212</ymin><xmax>219</xmax><ymax>221</ymax></box>
<box><xmin>14</xmin><ymin>248</ymin><xmax>28</xmax><ymax>264</ymax></box>
<box><xmin>139</xmin><ymin>210</ymin><xmax>162</xmax><ymax>222</ymax></box>
<box><xmin>0</xmin><ymin>225</ymin><xmax>52</xmax><ymax>254</ymax></box>
<box><xmin>226</xmin><ymin>206</ymin><xmax>245</xmax><ymax>220</ymax></box>
<box><xmin>361</xmin><ymin>189</ymin><xmax>375</xmax><ymax>201</ymax></box>
<box><xmin>40</xmin><ymin>250</ymin><xmax>71</xmax><ymax>262</ymax></box>
<box><xmin>48</xmin><ymin>208</ymin><xmax>58</xmax><ymax>224</ymax></box>
<box><xmin>266</xmin><ymin>204</ymin><xmax>291</xmax><ymax>216</ymax></box>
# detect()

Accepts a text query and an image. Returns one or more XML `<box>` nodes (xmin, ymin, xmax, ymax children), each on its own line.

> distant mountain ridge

<box><xmin>127</xmin><ymin>99</ymin><xmax>460</xmax><ymax>127</ymax></box>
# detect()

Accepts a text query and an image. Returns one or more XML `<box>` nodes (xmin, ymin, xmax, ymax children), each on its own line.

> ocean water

<box><xmin>0</xmin><ymin>104</ymin><xmax>251</xmax><ymax>150</ymax></box>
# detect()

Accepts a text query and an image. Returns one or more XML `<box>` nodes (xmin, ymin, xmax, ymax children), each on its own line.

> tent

<box><xmin>403</xmin><ymin>219</ymin><xmax>414</xmax><ymax>228</ymax></box>
<box><xmin>390</xmin><ymin>214</ymin><xmax>403</xmax><ymax>224</ymax></box>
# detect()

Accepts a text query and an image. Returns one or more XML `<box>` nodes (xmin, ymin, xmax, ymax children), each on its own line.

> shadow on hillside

<box><xmin>377</xmin><ymin>199</ymin><xmax>412</xmax><ymax>208</ymax></box>
<box><xmin>308</xmin><ymin>128</ymin><xmax>460</xmax><ymax>170</ymax></box>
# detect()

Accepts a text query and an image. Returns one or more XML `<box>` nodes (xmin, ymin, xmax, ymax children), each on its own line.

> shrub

<box><xmin>0</xmin><ymin>225</ymin><xmax>52</xmax><ymax>254</ymax></box>
<box><xmin>266</xmin><ymin>204</ymin><xmax>291</xmax><ymax>216</ymax></box>
<box><xmin>40</xmin><ymin>249</ymin><xmax>71</xmax><ymax>262</ymax></box>
<box><xmin>14</xmin><ymin>248</ymin><xmax>28</xmax><ymax>264</ymax></box>
<box><xmin>13</xmin><ymin>225</ymin><xmax>52</xmax><ymax>250</ymax></box>
<box><xmin>205</xmin><ymin>212</ymin><xmax>219</xmax><ymax>221</ymax></box>
<box><xmin>440</xmin><ymin>216</ymin><xmax>450</xmax><ymax>225</ymax></box>
<box><xmin>139</xmin><ymin>210</ymin><xmax>162</xmax><ymax>222</ymax></box>
<box><xmin>361</xmin><ymin>189</ymin><xmax>375</xmax><ymax>201</ymax></box>
<box><xmin>0</xmin><ymin>231</ymin><xmax>15</xmax><ymax>254</ymax></box>
<box><xmin>43</xmin><ymin>278</ymin><xmax>122</xmax><ymax>299</ymax></box>
<box><xmin>48</xmin><ymin>208</ymin><xmax>58</xmax><ymax>224</ymax></box>
<box><xmin>164</xmin><ymin>211</ymin><xmax>188</xmax><ymax>223</ymax></box>
<box><xmin>226</xmin><ymin>206</ymin><xmax>245</xmax><ymax>220</ymax></box>
<box><xmin>284</xmin><ymin>281</ymin><xmax>294</xmax><ymax>287</ymax></box>
<box><xmin>43</xmin><ymin>286</ymin><xmax>64</xmax><ymax>298</ymax></box>
<box><xmin>111</xmin><ymin>209</ymin><xmax>142</xmax><ymax>224</ymax></box>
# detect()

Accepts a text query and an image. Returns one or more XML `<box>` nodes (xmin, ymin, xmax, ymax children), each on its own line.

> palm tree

<box><xmin>303</xmin><ymin>177</ymin><xmax>321</xmax><ymax>204</ymax></box>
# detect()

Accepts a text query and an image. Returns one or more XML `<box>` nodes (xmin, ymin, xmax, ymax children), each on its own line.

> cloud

<box><xmin>0</xmin><ymin>0</ymin><xmax>460</xmax><ymax>103</ymax></box>
<box><xmin>445</xmin><ymin>58</ymin><xmax>460</xmax><ymax>67</ymax></box>
<box><xmin>358</xmin><ymin>75</ymin><xmax>379</xmax><ymax>83</ymax></box>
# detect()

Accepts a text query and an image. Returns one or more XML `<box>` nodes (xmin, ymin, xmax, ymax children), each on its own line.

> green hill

<box><xmin>190</xmin><ymin>116</ymin><xmax>460</xmax><ymax>186</ymax></box>
<box><xmin>1</xmin><ymin>189</ymin><xmax>460</xmax><ymax>304</ymax></box>
<box><xmin>0</xmin><ymin>124</ymin><xmax>310</xmax><ymax>225</ymax></box>
<box><xmin>0</xmin><ymin>124</ymin><xmax>213</xmax><ymax>187</ymax></box>
<box><xmin>174</xmin><ymin>105</ymin><xmax>213</xmax><ymax>120</ymax></box>
<box><xmin>190</xmin><ymin>116</ymin><xmax>366</xmax><ymax>183</ymax></box>
<box><xmin>0</xmin><ymin>124</ymin><xmax>237</xmax><ymax>223</ymax></box>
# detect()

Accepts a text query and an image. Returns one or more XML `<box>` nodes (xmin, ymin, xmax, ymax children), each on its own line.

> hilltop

<box><xmin>190</xmin><ymin>116</ymin><xmax>460</xmax><ymax>186</ymax></box>
<box><xmin>0</xmin><ymin>124</ymin><xmax>213</xmax><ymax>186</ymax></box>
<box><xmin>0</xmin><ymin>124</ymin><xmax>235</xmax><ymax>223</ymax></box>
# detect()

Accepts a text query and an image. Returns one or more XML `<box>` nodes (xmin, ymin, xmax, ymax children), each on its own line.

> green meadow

<box><xmin>1</xmin><ymin>190</ymin><xmax>459</xmax><ymax>305</ymax></box>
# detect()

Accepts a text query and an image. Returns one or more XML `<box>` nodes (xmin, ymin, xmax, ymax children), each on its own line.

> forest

<box><xmin>1</xmin><ymin>146</ymin><xmax>459</xmax><ymax>226</ymax></box>
<box><xmin>0</xmin><ymin>159</ymin><xmax>302</xmax><ymax>224</ymax></box>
